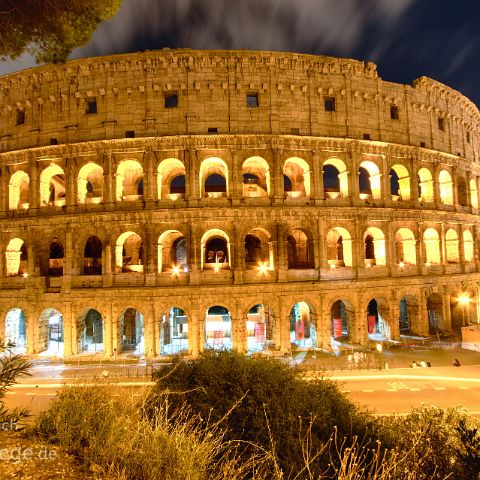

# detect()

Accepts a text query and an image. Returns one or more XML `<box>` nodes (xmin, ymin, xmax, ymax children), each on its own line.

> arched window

<box><xmin>40</xmin><ymin>164</ymin><xmax>66</xmax><ymax>206</ymax></box>
<box><xmin>439</xmin><ymin>170</ymin><xmax>453</xmax><ymax>205</ymax></box>
<box><xmin>83</xmin><ymin>236</ymin><xmax>102</xmax><ymax>275</ymax></box>
<box><xmin>358</xmin><ymin>161</ymin><xmax>381</xmax><ymax>200</ymax></box>
<box><xmin>157</xmin><ymin>158</ymin><xmax>186</xmax><ymax>200</ymax></box>
<box><xmin>470</xmin><ymin>178</ymin><xmax>478</xmax><ymax>209</ymax></box>
<box><xmin>49</xmin><ymin>241</ymin><xmax>64</xmax><ymax>276</ymax></box>
<box><xmin>445</xmin><ymin>229</ymin><xmax>459</xmax><ymax>263</ymax></box>
<box><xmin>199</xmin><ymin>157</ymin><xmax>228</xmax><ymax>198</ymax></box>
<box><xmin>463</xmin><ymin>230</ymin><xmax>474</xmax><ymax>262</ymax></box>
<box><xmin>9</xmin><ymin>171</ymin><xmax>30</xmax><ymax>210</ymax></box>
<box><xmin>158</xmin><ymin>230</ymin><xmax>187</xmax><ymax>273</ymax></box>
<box><xmin>323</xmin><ymin>158</ymin><xmax>348</xmax><ymax>198</ymax></box>
<box><xmin>423</xmin><ymin>228</ymin><xmax>441</xmax><ymax>264</ymax></box>
<box><xmin>418</xmin><ymin>168</ymin><xmax>434</xmax><ymax>203</ymax></box>
<box><xmin>457</xmin><ymin>176</ymin><xmax>468</xmax><ymax>207</ymax></box>
<box><xmin>389</xmin><ymin>164</ymin><xmax>410</xmax><ymax>201</ymax></box>
<box><xmin>242</xmin><ymin>156</ymin><xmax>270</xmax><ymax>197</ymax></box>
<box><xmin>287</xmin><ymin>229</ymin><xmax>311</xmax><ymax>268</ymax></box>
<box><xmin>201</xmin><ymin>229</ymin><xmax>231</xmax><ymax>270</ymax></box>
<box><xmin>326</xmin><ymin>227</ymin><xmax>353</xmax><ymax>267</ymax></box>
<box><xmin>116</xmin><ymin>160</ymin><xmax>144</xmax><ymax>201</ymax></box>
<box><xmin>77</xmin><ymin>163</ymin><xmax>103</xmax><ymax>204</ymax></box>
<box><xmin>395</xmin><ymin>228</ymin><xmax>416</xmax><ymax>265</ymax></box>
<box><xmin>363</xmin><ymin>227</ymin><xmax>386</xmax><ymax>266</ymax></box>
<box><xmin>5</xmin><ymin>238</ymin><xmax>27</xmax><ymax>276</ymax></box>
<box><xmin>116</xmin><ymin>232</ymin><xmax>143</xmax><ymax>273</ymax></box>
<box><xmin>283</xmin><ymin>157</ymin><xmax>311</xmax><ymax>198</ymax></box>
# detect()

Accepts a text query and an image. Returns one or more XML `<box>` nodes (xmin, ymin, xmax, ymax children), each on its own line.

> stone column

<box><xmin>443</xmin><ymin>289</ymin><xmax>452</xmax><ymax>332</ymax></box>
<box><xmin>144</xmin><ymin>148</ymin><xmax>155</xmax><ymax>206</ymax></box>
<box><xmin>63</xmin><ymin>302</ymin><xmax>73</xmax><ymax>356</ymax></box>
<box><xmin>419</xmin><ymin>290</ymin><xmax>429</xmax><ymax>337</ymax></box>
<box><xmin>389</xmin><ymin>304</ymin><xmax>401</xmax><ymax>340</ymax></box>
<box><xmin>273</xmin><ymin>149</ymin><xmax>284</xmax><ymax>204</ymax></box>
<box><xmin>352</xmin><ymin>308</ymin><xmax>367</xmax><ymax>345</ymax></box>
<box><xmin>279</xmin><ymin>310</ymin><xmax>291</xmax><ymax>353</ymax></box>
<box><xmin>66</xmin><ymin>158</ymin><xmax>76</xmax><ymax>209</ymax></box>
<box><xmin>112</xmin><ymin>306</ymin><xmax>119</xmax><ymax>354</ymax></box>
<box><xmin>230</xmin><ymin>151</ymin><xmax>241</xmax><ymax>205</ymax></box>
<box><xmin>0</xmin><ymin>165</ymin><xmax>7</xmax><ymax>214</ymax></box>
<box><xmin>189</xmin><ymin>310</ymin><xmax>200</xmax><ymax>356</ymax></box>
<box><xmin>144</xmin><ymin>305</ymin><xmax>155</xmax><ymax>358</ymax></box>
<box><xmin>103</xmin><ymin>308</ymin><xmax>113</xmax><ymax>357</ymax></box>
<box><xmin>233</xmin><ymin>311</ymin><xmax>246</xmax><ymax>353</ymax></box>
<box><xmin>312</xmin><ymin>152</ymin><xmax>323</xmax><ymax>204</ymax></box>
<box><xmin>29</xmin><ymin>160</ymin><xmax>39</xmax><ymax>211</ymax></box>
<box><xmin>433</xmin><ymin>164</ymin><xmax>442</xmax><ymax>209</ymax></box>
<box><xmin>318</xmin><ymin>218</ymin><xmax>328</xmax><ymax>269</ymax></box>
<box><xmin>188</xmin><ymin>149</ymin><xmax>200</xmax><ymax>205</ymax></box>
<box><xmin>103</xmin><ymin>153</ymin><xmax>114</xmax><ymax>207</ymax></box>
<box><xmin>459</xmin><ymin>226</ymin><xmax>466</xmax><ymax>273</ymax></box>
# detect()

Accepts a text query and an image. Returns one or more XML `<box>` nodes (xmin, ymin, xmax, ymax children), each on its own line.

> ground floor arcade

<box><xmin>1</xmin><ymin>278</ymin><xmax>478</xmax><ymax>357</ymax></box>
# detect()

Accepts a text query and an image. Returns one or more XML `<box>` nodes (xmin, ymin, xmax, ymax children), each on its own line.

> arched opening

<box><xmin>330</xmin><ymin>300</ymin><xmax>352</xmax><ymax>341</ymax></box>
<box><xmin>202</xmin><ymin>229</ymin><xmax>230</xmax><ymax>270</ymax></box>
<box><xmin>200</xmin><ymin>157</ymin><xmax>228</xmax><ymax>198</ymax></box>
<box><xmin>423</xmin><ymin>228</ymin><xmax>441</xmax><ymax>264</ymax></box>
<box><xmin>116</xmin><ymin>160</ymin><xmax>144</xmax><ymax>201</ymax></box>
<box><xmin>427</xmin><ymin>293</ymin><xmax>444</xmax><ymax>334</ymax></box>
<box><xmin>40</xmin><ymin>164</ymin><xmax>66</xmax><ymax>206</ymax></box>
<box><xmin>120</xmin><ymin>308</ymin><xmax>145</xmax><ymax>355</ymax></box>
<box><xmin>283</xmin><ymin>157</ymin><xmax>311</xmax><ymax>198</ymax></box>
<box><xmin>463</xmin><ymin>230</ymin><xmax>474</xmax><ymax>262</ymax></box>
<box><xmin>6</xmin><ymin>238</ymin><xmax>27</xmax><ymax>276</ymax></box>
<box><xmin>9</xmin><ymin>171</ymin><xmax>29</xmax><ymax>210</ymax></box>
<box><xmin>77</xmin><ymin>162</ymin><xmax>103</xmax><ymax>204</ymax></box>
<box><xmin>247</xmin><ymin>304</ymin><xmax>275</xmax><ymax>352</ymax></box>
<box><xmin>390</xmin><ymin>164</ymin><xmax>410</xmax><ymax>201</ymax></box>
<box><xmin>394</xmin><ymin>228</ymin><xmax>416</xmax><ymax>265</ymax></box>
<box><xmin>323</xmin><ymin>158</ymin><xmax>348</xmax><ymax>198</ymax></box>
<box><xmin>470</xmin><ymin>178</ymin><xmax>478</xmax><ymax>209</ymax></box>
<box><xmin>289</xmin><ymin>302</ymin><xmax>316</xmax><ymax>349</ymax></box>
<box><xmin>367</xmin><ymin>298</ymin><xmax>390</xmax><ymax>341</ymax></box>
<box><xmin>157</xmin><ymin>158</ymin><xmax>186</xmax><ymax>200</ymax></box>
<box><xmin>283</xmin><ymin>175</ymin><xmax>292</xmax><ymax>194</ymax></box>
<box><xmin>287</xmin><ymin>229</ymin><xmax>312</xmax><ymax>269</ymax></box>
<box><xmin>399</xmin><ymin>296</ymin><xmax>419</xmax><ymax>336</ymax></box>
<box><xmin>363</xmin><ymin>227</ymin><xmax>386</xmax><ymax>266</ymax></box>
<box><xmin>457</xmin><ymin>176</ymin><xmax>468</xmax><ymax>207</ymax></box>
<box><xmin>116</xmin><ymin>231</ymin><xmax>143</xmax><ymax>273</ymax></box>
<box><xmin>77</xmin><ymin>309</ymin><xmax>103</xmax><ymax>353</ymax></box>
<box><xmin>48</xmin><ymin>240</ymin><xmax>64</xmax><ymax>276</ymax></box>
<box><xmin>445</xmin><ymin>229</ymin><xmax>460</xmax><ymax>263</ymax></box>
<box><xmin>161</xmin><ymin>307</ymin><xmax>188</xmax><ymax>355</ymax></box>
<box><xmin>39</xmin><ymin>308</ymin><xmax>63</xmax><ymax>356</ymax></box>
<box><xmin>244</xmin><ymin>228</ymin><xmax>273</xmax><ymax>270</ymax></box>
<box><xmin>242</xmin><ymin>156</ymin><xmax>270</xmax><ymax>197</ymax></box>
<box><xmin>83</xmin><ymin>236</ymin><xmax>102</xmax><ymax>275</ymax></box>
<box><xmin>5</xmin><ymin>308</ymin><xmax>26</xmax><ymax>353</ymax></box>
<box><xmin>158</xmin><ymin>230</ymin><xmax>187</xmax><ymax>273</ymax></box>
<box><xmin>326</xmin><ymin>227</ymin><xmax>353</xmax><ymax>267</ymax></box>
<box><xmin>439</xmin><ymin>169</ymin><xmax>453</xmax><ymax>205</ymax></box>
<box><xmin>358</xmin><ymin>161</ymin><xmax>381</xmax><ymax>199</ymax></box>
<box><xmin>418</xmin><ymin>168</ymin><xmax>434</xmax><ymax>203</ymax></box>
<box><xmin>205</xmin><ymin>305</ymin><xmax>232</xmax><ymax>350</ymax></box>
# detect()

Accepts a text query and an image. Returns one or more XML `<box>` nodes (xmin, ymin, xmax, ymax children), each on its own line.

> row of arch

<box><xmin>4</xmin><ymin>224</ymin><xmax>475</xmax><ymax>277</ymax></box>
<box><xmin>5</xmin><ymin>291</ymin><xmax>475</xmax><ymax>356</ymax></box>
<box><xmin>7</xmin><ymin>156</ymin><xmax>479</xmax><ymax>209</ymax></box>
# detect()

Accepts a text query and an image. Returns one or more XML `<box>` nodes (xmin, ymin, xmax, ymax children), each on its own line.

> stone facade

<box><xmin>0</xmin><ymin>49</ymin><xmax>479</xmax><ymax>357</ymax></box>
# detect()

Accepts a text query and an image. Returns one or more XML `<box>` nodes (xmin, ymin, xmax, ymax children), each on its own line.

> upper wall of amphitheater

<box><xmin>0</xmin><ymin>49</ymin><xmax>479</xmax><ymax>160</ymax></box>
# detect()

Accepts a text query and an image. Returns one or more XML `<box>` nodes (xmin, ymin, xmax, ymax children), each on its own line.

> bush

<box><xmin>146</xmin><ymin>350</ymin><xmax>379</xmax><ymax>478</ymax></box>
<box><xmin>36</xmin><ymin>384</ymin><xmax>273</xmax><ymax>480</ymax></box>
<box><xmin>379</xmin><ymin>405</ymin><xmax>480</xmax><ymax>480</ymax></box>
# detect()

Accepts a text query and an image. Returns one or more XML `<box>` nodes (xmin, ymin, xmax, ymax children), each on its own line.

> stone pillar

<box><xmin>419</xmin><ymin>290</ymin><xmax>430</xmax><ymax>336</ymax></box>
<box><xmin>189</xmin><ymin>310</ymin><xmax>200</xmax><ymax>356</ymax></box>
<box><xmin>66</xmin><ymin>158</ymin><xmax>76</xmax><ymax>208</ymax></box>
<box><xmin>279</xmin><ymin>311</ymin><xmax>291</xmax><ymax>353</ymax></box>
<box><xmin>63</xmin><ymin>302</ymin><xmax>73</xmax><ymax>356</ymax></box>
<box><xmin>103</xmin><ymin>308</ymin><xmax>113</xmax><ymax>357</ymax></box>
<box><xmin>443</xmin><ymin>290</ymin><xmax>452</xmax><ymax>332</ymax></box>
<box><xmin>389</xmin><ymin>304</ymin><xmax>400</xmax><ymax>340</ymax></box>
<box><xmin>312</xmin><ymin>152</ymin><xmax>323</xmax><ymax>204</ymax></box>
<box><xmin>230</xmin><ymin>151</ymin><xmax>241</xmax><ymax>204</ymax></box>
<box><xmin>26</xmin><ymin>310</ymin><xmax>35</xmax><ymax>355</ymax></box>
<box><xmin>233</xmin><ymin>311</ymin><xmax>246</xmax><ymax>353</ymax></box>
<box><xmin>104</xmin><ymin>240</ymin><xmax>112</xmax><ymax>275</ymax></box>
<box><xmin>155</xmin><ymin>310</ymin><xmax>162</xmax><ymax>356</ymax></box>
<box><xmin>189</xmin><ymin>149</ymin><xmax>200</xmax><ymax>205</ymax></box>
<box><xmin>103</xmin><ymin>153</ymin><xmax>114</xmax><ymax>207</ymax></box>
<box><xmin>459</xmin><ymin>226</ymin><xmax>466</xmax><ymax>273</ymax></box>
<box><xmin>144</xmin><ymin>148</ymin><xmax>155</xmax><ymax>206</ymax></box>
<box><xmin>273</xmin><ymin>149</ymin><xmax>284</xmax><ymax>204</ymax></box>
<box><xmin>112</xmin><ymin>306</ymin><xmax>119</xmax><ymax>354</ymax></box>
<box><xmin>352</xmin><ymin>308</ymin><xmax>367</xmax><ymax>345</ymax></box>
<box><xmin>27</xmin><ymin>244</ymin><xmax>35</xmax><ymax>276</ymax></box>
<box><xmin>318</xmin><ymin>218</ymin><xmax>328</xmax><ymax>269</ymax></box>
<box><xmin>451</xmin><ymin>166</ymin><xmax>459</xmax><ymax>210</ymax></box>
<box><xmin>433</xmin><ymin>164</ymin><xmax>441</xmax><ymax>209</ymax></box>
<box><xmin>0</xmin><ymin>165</ymin><xmax>7</xmax><ymax>214</ymax></box>
<box><xmin>29</xmin><ymin>160</ymin><xmax>39</xmax><ymax>210</ymax></box>
<box><xmin>144</xmin><ymin>305</ymin><xmax>155</xmax><ymax>358</ymax></box>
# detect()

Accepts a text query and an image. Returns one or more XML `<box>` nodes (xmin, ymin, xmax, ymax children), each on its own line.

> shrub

<box><xmin>146</xmin><ymin>350</ymin><xmax>379</xmax><ymax>478</ymax></box>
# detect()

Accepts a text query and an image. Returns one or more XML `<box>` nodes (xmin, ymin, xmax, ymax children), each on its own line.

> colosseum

<box><xmin>0</xmin><ymin>48</ymin><xmax>479</xmax><ymax>358</ymax></box>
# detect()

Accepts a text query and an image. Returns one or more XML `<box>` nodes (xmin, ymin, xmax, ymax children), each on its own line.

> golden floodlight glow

<box><xmin>399</xmin><ymin>261</ymin><xmax>405</xmax><ymax>268</ymax></box>
<box><xmin>258</xmin><ymin>263</ymin><xmax>268</xmax><ymax>274</ymax></box>
<box><xmin>458</xmin><ymin>294</ymin><xmax>470</xmax><ymax>305</ymax></box>
<box><xmin>171</xmin><ymin>265</ymin><xmax>180</xmax><ymax>275</ymax></box>
<box><xmin>214</xmin><ymin>265</ymin><xmax>220</xmax><ymax>272</ymax></box>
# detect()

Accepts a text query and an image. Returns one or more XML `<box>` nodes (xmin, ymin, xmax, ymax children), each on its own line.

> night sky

<box><xmin>1</xmin><ymin>0</ymin><xmax>480</xmax><ymax>106</ymax></box>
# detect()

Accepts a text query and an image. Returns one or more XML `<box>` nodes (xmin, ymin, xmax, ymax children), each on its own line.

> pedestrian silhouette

<box><xmin>453</xmin><ymin>358</ymin><xmax>461</xmax><ymax>367</ymax></box>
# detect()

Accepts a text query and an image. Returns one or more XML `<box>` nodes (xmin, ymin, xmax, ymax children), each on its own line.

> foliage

<box><xmin>36</xmin><ymin>384</ymin><xmax>273</xmax><ymax>480</ymax></box>
<box><xmin>146</xmin><ymin>350</ymin><xmax>379</xmax><ymax>478</ymax></box>
<box><xmin>0</xmin><ymin>0</ymin><xmax>122</xmax><ymax>63</ymax></box>
<box><xmin>0</xmin><ymin>337</ymin><xmax>31</xmax><ymax>424</ymax></box>
<box><xmin>379</xmin><ymin>404</ymin><xmax>480</xmax><ymax>480</ymax></box>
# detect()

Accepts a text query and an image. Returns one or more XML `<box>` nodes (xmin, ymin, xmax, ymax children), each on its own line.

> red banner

<box><xmin>295</xmin><ymin>321</ymin><xmax>305</xmax><ymax>340</ymax></box>
<box><xmin>368</xmin><ymin>315</ymin><xmax>377</xmax><ymax>334</ymax></box>
<box><xmin>254</xmin><ymin>323</ymin><xmax>265</xmax><ymax>341</ymax></box>
<box><xmin>333</xmin><ymin>318</ymin><xmax>342</xmax><ymax>338</ymax></box>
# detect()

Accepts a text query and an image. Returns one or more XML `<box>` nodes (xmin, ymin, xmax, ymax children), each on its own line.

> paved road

<box><xmin>4</xmin><ymin>362</ymin><xmax>480</xmax><ymax>417</ymax></box>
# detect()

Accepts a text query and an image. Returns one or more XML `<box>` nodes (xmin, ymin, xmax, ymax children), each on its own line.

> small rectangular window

<box><xmin>50</xmin><ymin>138</ymin><xmax>58</xmax><ymax>145</ymax></box>
<box><xmin>467</xmin><ymin>131</ymin><xmax>471</xmax><ymax>143</ymax></box>
<box><xmin>125</xmin><ymin>130</ymin><xmax>135</xmax><ymax>138</ymax></box>
<box><xmin>390</xmin><ymin>105</ymin><xmax>399</xmax><ymax>120</ymax></box>
<box><xmin>438</xmin><ymin>117</ymin><xmax>445</xmax><ymax>131</ymax></box>
<box><xmin>86</xmin><ymin>98</ymin><xmax>97</xmax><ymax>114</ymax></box>
<box><xmin>324</xmin><ymin>96</ymin><xmax>336</xmax><ymax>112</ymax></box>
<box><xmin>208</xmin><ymin>127</ymin><xmax>218</xmax><ymax>134</ymax></box>
<box><xmin>363</xmin><ymin>133</ymin><xmax>371</xmax><ymax>140</ymax></box>
<box><xmin>290</xmin><ymin>128</ymin><xmax>300</xmax><ymax>135</ymax></box>
<box><xmin>420</xmin><ymin>141</ymin><xmax>426</xmax><ymax>148</ymax></box>
<box><xmin>165</xmin><ymin>94</ymin><xmax>178</xmax><ymax>108</ymax></box>
<box><xmin>246</xmin><ymin>94</ymin><xmax>259</xmax><ymax>108</ymax></box>
<box><xmin>16</xmin><ymin>110</ymin><xmax>25</xmax><ymax>125</ymax></box>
